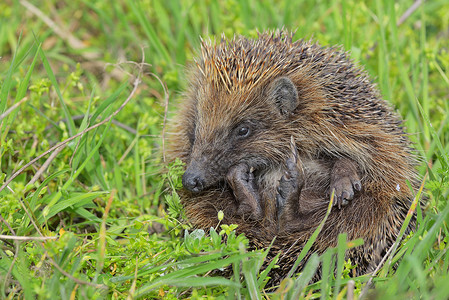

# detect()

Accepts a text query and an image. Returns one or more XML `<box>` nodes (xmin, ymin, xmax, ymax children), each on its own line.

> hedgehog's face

<box><xmin>182</xmin><ymin>77</ymin><xmax>299</xmax><ymax>193</ymax></box>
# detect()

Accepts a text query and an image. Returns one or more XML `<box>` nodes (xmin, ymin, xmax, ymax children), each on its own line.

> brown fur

<box><xmin>167</xmin><ymin>30</ymin><xmax>420</xmax><ymax>283</ymax></box>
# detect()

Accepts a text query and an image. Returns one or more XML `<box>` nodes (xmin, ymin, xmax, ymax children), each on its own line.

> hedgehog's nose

<box><xmin>182</xmin><ymin>169</ymin><xmax>205</xmax><ymax>193</ymax></box>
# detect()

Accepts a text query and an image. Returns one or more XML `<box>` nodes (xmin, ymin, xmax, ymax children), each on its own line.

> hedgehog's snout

<box><xmin>182</xmin><ymin>165</ymin><xmax>206</xmax><ymax>193</ymax></box>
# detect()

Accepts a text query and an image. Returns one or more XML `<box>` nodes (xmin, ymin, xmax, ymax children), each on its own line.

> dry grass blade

<box><xmin>0</xmin><ymin>97</ymin><xmax>28</xmax><ymax>121</ymax></box>
<box><xmin>347</xmin><ymin>280</ymin><xmax>355</xmax><ymax>300</ymax></box>
<box><xmin>19</xmin><ymin>0</ymin><xmax>98</xmax><ymax>58</ymax></box>
<box><xmin>126</xmin><ymin>258</ymin><xmax>139</xmax><ymax>300</ymax></box>
<box><xmin>358</xmin><ymin>241</ymin><xmax>396</xmax><ymax>299</ymax></box>
<box><xmin>27</xmin><ymin>145</ymin><xmax>64</xmax><ymax>186</ymax></box>
<box><xmin>19</xmin><ymin>0</ymin><xmax>124</xmax><ymax>81</ymax></box>
<box><xmin>0</xmin><ymin>235</ymin><xmax>58</xmax><ymax>241</ymax></box>
<box><xmin>397</xmin><ymin>0</ymin><xmax>423</xmax><ymax>26</ymax></box>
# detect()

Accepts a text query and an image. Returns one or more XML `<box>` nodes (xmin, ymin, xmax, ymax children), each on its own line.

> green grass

<box><xmin>1</xmin><ymin>0</ymin><xmax>448</xmax><ymax>298</ymax></box>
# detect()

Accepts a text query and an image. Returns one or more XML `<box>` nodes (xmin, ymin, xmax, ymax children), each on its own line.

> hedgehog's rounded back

<box><xmin>168</xmin><ymin>30</ymin><xmax>420</xmax><ymax>282</ymax></box>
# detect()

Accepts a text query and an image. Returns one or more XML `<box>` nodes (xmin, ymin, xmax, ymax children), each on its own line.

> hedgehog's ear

<box><xmin>268</xmin><ymin>77</ymin><xmax>298</xmax><ymax>116</ymax></box>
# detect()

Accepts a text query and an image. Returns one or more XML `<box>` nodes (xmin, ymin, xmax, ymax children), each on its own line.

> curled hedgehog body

<box><xmin>169</xmin><ymin>30</ymin><xmax>419</xmax><ymax>282</ymax></box>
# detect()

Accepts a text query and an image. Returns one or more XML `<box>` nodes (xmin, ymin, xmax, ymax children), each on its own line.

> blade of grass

<box><xmin>396</xmin><ymin>190</ymin><xmax>449</xmax><ymax>288</ymax></box>
<box><xmin>73</xmin><ymin>207</ymin><xmax>102</xmax><ymax>223</ymax></box>
<box><xmin>69</xmin><ymin>90</ymin><xmax>95</xmax><ymax>173</ymax></box>
<box><xmin>240</xmin><ymin>243</ymin><xmax>261</xmax><ymax>300</ymax></box>
<box><xmin>417</xmin><ymin>101</ymin><xmax>448</xmax><ymax>168</ymax></box>
<box><xmin>288</xmin><ymin>253</ymin><xmax>320</xmax><ymax>300</ymax></box>
<box><xmin>157</xmin><ymin>276</ymin><xmax>240</xmax><ymax>288</ymax></box>
<box><xmin>43</xmin><ymin>121</ymin><xmax>113</xmax><ymax>220</ymax></box>
<box><xmin>1</xmin><ymin>42</ymin><xmax>41</xmax><ymax>144</ymax></box>
<box><xmin>333</xmin><ymin>233</ymin><xmax>348</xmax><ymax>299</ymax></box>
<box><xmin>257</xmin><ymin>246</ymin><xmax>280</xmax><ymax>288</ymax></box>
<box><xmin>28</xmin><ymin>169</ymin><xmax>70</xmax><ymax>208</ymax></box>
<box><xmin>419</xmin><ymin>5</ymin><xmax>430</xmax><ymax>140</ymax></box>
<box><xmin>320</xmin><ymin>249</ymin><xmax>334</xmax><ymax>300</ymax></box>
<box><xmin>36</xmin><ymin>37</ymin><xmax>75</xmax><ymax>135</ymax></box>
<box><xmin>0</xmin><ymin>249</ymin><xmax>34</xmax><ymax>300</ymax></box>
<box><xmin>230</xmin><ymin>259</ymin><xmax>241</xmax><ymax>300</ymax></box>
<box><xmin>287</xmin><ymin>190</ymin><xmax>335</xmax><ymax>278</ymax></box>
<box><xmin>38</xmin><ymin>191</ymin><xmax>107</xmax><ymax>223</ymax></box>
<box><xmin>111</xmin><ymin>252</ymin><xmax>227</xmax><ymax>283</ymax></box>
<box><xmin>135</xmin><ymin>252</ymin><xmax>256</xmax><ymax>296</ymax></box>
<box><xmin>386</xmin><ymin>0</ymin><xmax>421</xmax><ymax>127</ymax></box>
<box><xmin>375</xmin><ymin>0</ymin><xmax>392</xmax><ymax>101</ymax></box>
<box><xmin>90</xmin><ymin>82</ymin><xmax>128</xmax><ymax>122</ymax></box>
<box><xmin>0</xmin><ymin>34</ymin><xmax>21</xmax><ymax>114</ymax></box>
<box><xmin>127</xmin><ymin>1</ymin><xmax>171</xmax><ymax>65</ymax></box>
<box><xmin>381</xmin><ymin>175</ymin><xmax>426</xmax><ymax>276</ymax></box>
<box><xmin>238</xmin><ymin>0</ymin><xmax>253</xmax><ymax>28</ymax></box>
<box><xmin>134</xmin><ymin>132</ymin><xmax>143</xmax><ymax>197</ymax></box>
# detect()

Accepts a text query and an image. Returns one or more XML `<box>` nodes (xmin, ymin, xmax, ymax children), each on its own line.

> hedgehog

<box><xmin>168</xmin><ymin>30</ymin><xmax>420</xmax><ymax>283</ymax></box>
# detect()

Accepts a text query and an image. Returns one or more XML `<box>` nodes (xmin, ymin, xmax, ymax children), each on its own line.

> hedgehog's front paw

<box><xmin>227</xmin><ymin>163</ymin><xmax>261</xmax><ymax>218</ymax></box>
<box><xmin>329</xmin><ymin>158</ymin><xmax>361</xmax><ymax>209</ymax></box>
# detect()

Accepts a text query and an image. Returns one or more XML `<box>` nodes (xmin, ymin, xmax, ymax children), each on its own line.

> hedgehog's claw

<box><xmin>329</xmin><ymin>158</ymin><xmax>361</xmax><ymax>209</ymax></box>
<box><xmin>276</xmin><ymin>143</ymin><xmax>304</xmax><ymax>219</ymax></box>
<box><xmin>289</xmin><ymin>135</ymin><xmax>299</xmax><ymax>163</ymax></box>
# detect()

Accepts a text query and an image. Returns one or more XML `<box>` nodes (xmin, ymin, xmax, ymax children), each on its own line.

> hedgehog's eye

<box><xmin>236</xmin><ymin>126</ymin><xmax>250</xmax><ymax>138</ymax></box>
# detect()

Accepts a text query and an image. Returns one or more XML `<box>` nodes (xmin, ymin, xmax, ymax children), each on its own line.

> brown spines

<box><xmin>197</xmin><ymin>31</ymin><xmax>308</xmax><ymax>94</ymax></box>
